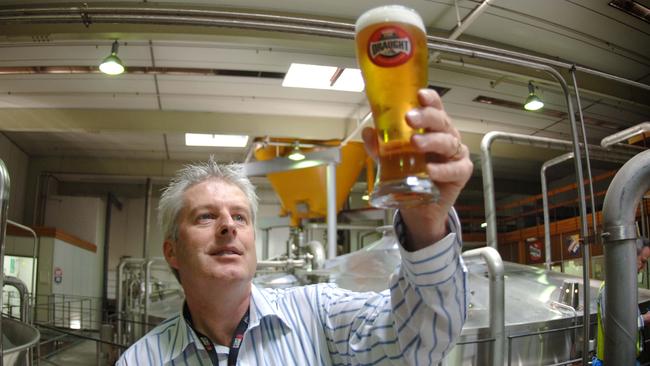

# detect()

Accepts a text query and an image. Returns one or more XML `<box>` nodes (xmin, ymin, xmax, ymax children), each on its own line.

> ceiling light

<box><xmin>99</xmin><ymin>40</ymin><xmax>125</xmax><ymax>75</ymax></box>
<box><xmin>287</xmin><ymin>141</ymin><xmax>306</xmax><ymax>161</ymax></box>
<box><xmin>185</xmin><ymin>133</ymin><xmax>249</xmax><ymax>147</ymax></box>
<box><xmin>282</xmin><ymin>63</ymin><xmax>364</xmax><ymax>92</ymax></box>
<box><xmin>524</xmin><ymin>81</ymin><xmax>544</xmax><ymax>111</ymax></box>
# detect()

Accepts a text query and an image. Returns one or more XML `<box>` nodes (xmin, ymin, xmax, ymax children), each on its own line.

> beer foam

<box><xmin>355</xmin><ymin>5</ymin><xmax>425</xmax><ymax>33</ymax></box>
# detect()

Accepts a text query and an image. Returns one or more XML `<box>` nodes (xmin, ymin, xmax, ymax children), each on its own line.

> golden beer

<box><xmin>355</xmin><ymin>5</ymin><xmax>438</xmax><ymax>208</ymax></box>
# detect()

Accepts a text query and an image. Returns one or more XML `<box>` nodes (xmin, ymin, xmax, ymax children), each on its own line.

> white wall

<box><xmin>43</xmin><ymin>195</ymin><xmax>105</xmax><ymax>320</ymax></box>
<box><xmin>44</xmin><ymin>195</ymin><xmax>105</xmax><ymax>245</ymax></box>
<box><xmin>0</xmin><ymin>133</ymin><xmax>29</xmax><ymax>222</ymax></box>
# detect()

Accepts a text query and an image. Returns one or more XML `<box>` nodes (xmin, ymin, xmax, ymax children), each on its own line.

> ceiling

<box><xmin>0</xmin><ymin>0</ymin><xmax>649</xmax><ymax>207</ymax></box>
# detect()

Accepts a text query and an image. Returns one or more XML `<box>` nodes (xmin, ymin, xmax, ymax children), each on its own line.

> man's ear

<box><xmin>163</xmin><ymin>240</ymin><xmax>179</xmax><ymax>269</ymax></box>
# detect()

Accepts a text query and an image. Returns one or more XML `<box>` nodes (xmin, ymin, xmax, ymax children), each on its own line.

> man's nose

<box><xmin>217</xmin><ymin>215</ymin><xmax>236</xmax><ymax>236</ymax></box>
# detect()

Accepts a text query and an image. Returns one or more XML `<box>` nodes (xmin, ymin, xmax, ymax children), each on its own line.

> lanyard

<box><xmin>183</xmin><ymin>304</ymin><xmax>250</xmax><ymax>366</ymax></box>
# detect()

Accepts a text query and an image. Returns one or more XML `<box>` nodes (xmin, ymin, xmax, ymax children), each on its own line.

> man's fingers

<box><xmin>411</xmin><ymin>133</ymin><xmax>465</xmax><ymax>159</ymax></box>
<box><xmin>418</xmin><ymin>88</ymin><xmax>443</xmax><ymax>110</ymax></box>
<box><xmin>406</xmin><ymin>105</ymin><xmax>459</xmax><ymax>138</ymax></box>
<box><xmin>361</xmin><ymin>126</ymin><xmax>379</xmax><ymax>160</ymax></box>
<box><xmin>426</xmin><ymin>158</ymin><xmax>474</xmax><ymax>184</ymax></box>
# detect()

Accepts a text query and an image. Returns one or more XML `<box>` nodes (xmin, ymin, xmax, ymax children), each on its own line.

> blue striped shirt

<box><xmin>116</xmin><ymin>210</ymin><xmax>467</xmax><ymax>365</ymax></box>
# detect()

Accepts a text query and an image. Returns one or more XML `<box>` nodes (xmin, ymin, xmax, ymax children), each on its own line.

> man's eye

<box><xmin>233</xmin><ymin>214</ymin><xmax>247</xmax><ymax>223</ymax></box>
<box><xmin>197</xmin><ymin>213</ymin><xmax>214</xmax><ymax>222</ymax></box>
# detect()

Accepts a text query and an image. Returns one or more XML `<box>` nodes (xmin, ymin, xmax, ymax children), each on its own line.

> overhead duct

<box><xmin>0</xmin><ymin>4</ymin><xmax>647</xmax><ymax>93</ymax></box>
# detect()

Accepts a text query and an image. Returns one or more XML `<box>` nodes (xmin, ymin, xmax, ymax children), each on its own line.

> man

<box><xmin>116</xmin><ymin>88</ymin><xmax>473</xmax><ymax>365</ymax></box>
<box><xmin>595</xmin><ymin>238</ymin><xmax>650</xmax><ymax>365</ymax></box>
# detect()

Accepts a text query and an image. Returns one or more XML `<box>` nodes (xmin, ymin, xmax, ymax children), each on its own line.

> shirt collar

<box><xmin>166</xmin><ymin>285</ymin><xmax>293</xmax><ymax>362</ymax></box>
<box><xmin>249</xmin><ymin>284</ymin><xmax>293</xmax><ymax>331</ymax></box>
<box><xmin>167</xmin><ymin>313</ymin><xmax>194</xmax><ymax>362</ymax></box>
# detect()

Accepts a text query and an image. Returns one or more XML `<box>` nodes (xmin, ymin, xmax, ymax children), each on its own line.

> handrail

<box><xmin>7</xmin><ymin>219</ymin><xmax>39</xmax><ymax>323</ymax></box>
<box><xmin>540</xmin><ymin>151</ymin><xmax>632</xmax><ymax>270</ymax></box>
<box><xmin>3</xmin><ymin>276</ymin><xmax>30</xmax><ymax>323</ymax></box>
<box><xmin>601</xmin><ymin>122</ymin><xmax>650</xmax><ymax>148</ymax></box>
<box><xmin>462</xmin><ymin>247</ymin><xmax>504</xmax><ymax>366</ymax></box>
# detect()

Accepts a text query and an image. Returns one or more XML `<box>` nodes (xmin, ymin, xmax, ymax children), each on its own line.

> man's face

<box><xmin>638</xmin><ymin>246</ymin><xmax>650</xmax><ymax>273</ymax></box>
<box><xmin>164</xmin><ymin>179</ymin><xmax>257</xmax><ymax>285</ymax></box>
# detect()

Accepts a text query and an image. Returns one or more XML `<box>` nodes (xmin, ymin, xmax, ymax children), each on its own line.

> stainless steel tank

<box><xmin>2</xmin><ymin>316</ymin><xmax>40</xmax><ymax>366</ymax></box>
<box><xmin>321</xmin><ymin>226</ymin><xmax>650</xmax><ymax>365</ymax></box>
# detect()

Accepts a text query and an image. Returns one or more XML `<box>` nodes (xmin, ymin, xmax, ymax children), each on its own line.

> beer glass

<box><xmin>355</xmin><ymin>5</ymin><xmax>438</xmax><ymax>208</ymax></box>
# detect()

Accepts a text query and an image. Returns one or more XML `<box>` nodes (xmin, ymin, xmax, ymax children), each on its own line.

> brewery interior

<box><xmin>0</xmin><ymin>0</ymin><xmax>649</xmax><ymax>365</ymax></box>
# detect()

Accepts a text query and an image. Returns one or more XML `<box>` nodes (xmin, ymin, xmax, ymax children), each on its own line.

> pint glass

<box><xmin>355</xmin><ymin>5</ymin><xmax>438</xmax><ymax>208</ymax></box>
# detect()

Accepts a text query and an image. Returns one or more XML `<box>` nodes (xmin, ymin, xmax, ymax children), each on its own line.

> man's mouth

<box><xmin>211</xmin><ymin>247</ymin><xmax>242</xmax><ymax>256</ymax></box>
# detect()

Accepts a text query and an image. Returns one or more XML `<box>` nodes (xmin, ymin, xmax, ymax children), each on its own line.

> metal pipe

<box><xmin>144</xmin><ymin>257</ymin><xmax>166</xmax><ymax>333</ymax></box>
<box><xmin>540</xmin><ymin>150</ymin><xmax>632</xmax><ymax>271</ymax></box>
<box><xmin>482</xmin><ymin>131</ymin><xmax>601</xmax><ymax>249</ymax></box>
<box><xmin>541</xmin><ymin>153</ymin><xmax>574</xmax><ymax>270</ymax></box>
<box><xmin>4</xmin><ymin>276</ymin><xmax>30</xmax><ymax>323</ymax></box>
<box><xmin>256</xmin><ymin>258</ymin><xmax>306</xmax><ymax>269</ymax></box>
<box><xmin>7</xmin><ymin>220</ymin><xmax>39</xmax><ymax>323</ymax></box>
<box><xmin>101</xmin><ymin>193</ymin><xmax>120</xmax><ymax>323</ymax></box>
<box><xmin>601</xmin><ymin>150</ymin><xmax>650</xmax><ymax>365</ymax></box>
<box><xmin>303</xmin><ymin>223</ymin><xmax>377</xmax><ymax>231</ymax></box>
<box><xmin>116</xmin><ymin>257</ymin><xmax>145</xmax><ymax>347</ymax></box>
<box><xmin>0</xmin><ymin>158</ymin><xmax>10</xmax><ymax>362</ymax></box>
<box><xmin>601</xmin><ymin>122</ymin><xmax>650</xmax><ymax>148</ymax></box>
<box><xmin>480</xmin><ymin>128</ymin><xmax>593</xmax><ymax>364</ymax></box>
<box><xmin>326</xmin><ymin>162</ymin><xmax>337</xmax><ymax>259</ymax></box>
<box><xmin>462</xmin><ymin>247</ymin><xmax>504</xmax><ymax>366</ymax></box>
<box><xmin>0</xmin><ymin>5</ymin><xmax>647</xmax><ymax>93</ymax></box>
<box><xmin>570</xmin><ymin>68</ymin><xmax>599</xmax><ymax>253</ymax></box>
<box><xmin>143</xmin><ymin>178</ymin><xmax>152</xmax><ymax>258</ymax></box>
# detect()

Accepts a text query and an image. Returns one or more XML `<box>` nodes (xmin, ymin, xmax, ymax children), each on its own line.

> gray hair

<box><xmin>159</xmin><ymin>158</ymin><xmax>259</xmax><ymax>242</ymax></box>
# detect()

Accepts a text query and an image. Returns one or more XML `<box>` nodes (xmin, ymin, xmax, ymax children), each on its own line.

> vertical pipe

<box><xmin>541</xmin><ymin>153</ymin><xmax>574</xmax><ymax>270</ymax></box>
<box><xmin>144</xmin><ymin>257</ymin><xmax>166</xmax><ymax>334</ymax></box>
<box><xmin>570</xmin><ymin>68</ymin><xmax>599</xmax><ymax>263</ymax></box>
<box><xmin>561</xmin><ymin>70</ymin><xmax>591</xmax><ymax>366</ymax></box>
<box><xmin>462</xmin><ymin>247</ymin><xmax>504</xmax><ymax>366</ymax></box>
<box><xmin>0</xmin><ymin>159</ymin><xmax>11</xmax><ymax>364</ymax></box>
<box><xmin>603</xmin><ymin>151</ymin><xmax>650</xmax><ymax>365</ymax></box>
<box><xmin>143</xmin><ymin>178</ymin><xmax>152</xmax><ymax>259</ymax></box>
<box><xmin>144</xmin><ymin>259</ymin><xmax>152</xmax><ymax>333</ymax></box>
<box><xmin>102</xmin><ymin>194</ymin><xmax>122</xmax><ymax>322</ymax></box>
<box><xmin>326</xmin><ymin>162</ymin><xmax>337</xmax><ymax>259</ymax></box>
<box><xmin>601</xmin><ymin>150</ymin><xmax>650</xmax><ymax>365</ymax></box>
<box><xmin>262</xmin><ymin>228</ymin><xmax>269</xmax><ymax>260</ymax></box>
<box><xmin>116</xmin><ymin>258</ymin><xmax>141</xmax><ymax>347</ymax></box>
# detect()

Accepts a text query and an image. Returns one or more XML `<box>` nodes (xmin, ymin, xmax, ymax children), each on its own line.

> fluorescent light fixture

<box><xmin>99</xmin><ymin>40</ymin><xmax>125</xmax><ymax>76</ymax></box>
<box><xmin>185</xmin><ymin>133</ymin><xmax>249</xmax><ymax>147</ymax></box>
<box><xmin>282</xmin><ymin>63</ymin><xmax>364</xmax><ymax>92</ymax></box>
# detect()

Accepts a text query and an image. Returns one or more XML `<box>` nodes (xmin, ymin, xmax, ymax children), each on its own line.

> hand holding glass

<box><xmin>355</xmin><ymin>5</ymin><xmax>439</xmax><ymax>208</ymax></box>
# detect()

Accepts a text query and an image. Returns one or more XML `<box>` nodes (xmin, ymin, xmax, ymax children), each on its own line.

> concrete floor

<box><xmin>40</xmin><ymin>340</ymin><xmax>98</xmax><ymax>366</ymax></box>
